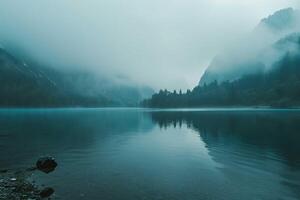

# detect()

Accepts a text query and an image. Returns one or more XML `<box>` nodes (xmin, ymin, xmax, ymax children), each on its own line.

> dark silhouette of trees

<box><xmin>142</xmin><ymin>52</ymin><xmax>300</xmax><ymax>108</ymax></box>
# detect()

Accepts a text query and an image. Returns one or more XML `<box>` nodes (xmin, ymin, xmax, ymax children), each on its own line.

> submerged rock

<box><xmin>0</xmin><ymin>169</ymin><xmax>8</xmax><ymax>173</ymax></box>
<box><xmin>39</xmin><ymin>187</ymin><xmax>54</xmax><ymax>198</ymax></box>
<box><xmin>36</xmin><ymin>156</ymin><xmax>57</xmax><ymax>174</ymax></box>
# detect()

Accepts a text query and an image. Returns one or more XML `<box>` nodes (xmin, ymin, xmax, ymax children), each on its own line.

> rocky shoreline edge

<box><xmin>0</xmin><ymin>157</ymin><xmax>57</xmax><ymax>200</ymax></box>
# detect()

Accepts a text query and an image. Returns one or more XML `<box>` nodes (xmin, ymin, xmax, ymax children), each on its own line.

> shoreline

<box><xmin>0</xmin><ymin>106</ymin><xmax>300</xmax><ymax>111</ymax></box>
<box><xmin>0</xmin><ymin>157</ymin><xmax>57</xmax><ymax>199</ymax></box>
<box><xmin>0</xmin><ymin>169</ymin><xmax>45</xmax><ymax>200</ymax></box>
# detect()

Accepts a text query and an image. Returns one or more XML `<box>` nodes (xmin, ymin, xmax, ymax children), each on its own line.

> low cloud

<box><xmin>0</xmin><ymin>0</ymin><xmax>298</xmax><ymax>90</ymax></box>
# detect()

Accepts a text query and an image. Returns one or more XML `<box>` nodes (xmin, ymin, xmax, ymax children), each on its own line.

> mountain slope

<box><xmin>199</xmin><ymin>8</ymin><xmax>300</xmax><ymax>86</ymax></box>
<box><xmin>0</xmin><ymin>48</ymin><xmax>153</xmax><ymax>107</ymax></box>
<box><xmin>143</xmin><ymin>31</ymin><xmax>300</xmax><ymax>107</ymax></box>
<box><xmin>259</xmin><ymin>8</ymin><xmax>300</xmax><ymax>32</ymax></box>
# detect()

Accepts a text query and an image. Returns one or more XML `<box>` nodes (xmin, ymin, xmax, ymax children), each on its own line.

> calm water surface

<box><xmin>0</xmin><ymin>108</ymin><xmax>300</xmax><ymax>200</ymax></box>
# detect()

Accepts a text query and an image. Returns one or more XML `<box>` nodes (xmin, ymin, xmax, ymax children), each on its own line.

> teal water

<box><xmin>0</xmin><ymin>108</ymin><xmax>300</xmax><ymax>200</ymax></box>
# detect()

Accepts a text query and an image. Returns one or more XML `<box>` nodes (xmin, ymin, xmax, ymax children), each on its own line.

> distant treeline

<box><xmin>142</xmin><ymin>52</ymin><xmax>300</xmax><ymax>108</ymax></box>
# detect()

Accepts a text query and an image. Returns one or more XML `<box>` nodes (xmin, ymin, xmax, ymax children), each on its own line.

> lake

<box><xmin>0</xmin><ymin>108</ymin><xmax>300</xmax><ymax>200</ymax></box>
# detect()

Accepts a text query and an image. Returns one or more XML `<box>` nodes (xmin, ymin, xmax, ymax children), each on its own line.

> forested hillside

<box><xmin>0</xmin><ymin>48</ymin><xmax>153</xmax><ymax>107</ymax></box>
<box><xmin>142</xmin><ymin>33</ymin><xmax>300</xmax><ymax>108</ymax></box>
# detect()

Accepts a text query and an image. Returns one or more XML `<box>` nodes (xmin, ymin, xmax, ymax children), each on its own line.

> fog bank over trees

<box><xmin>0</xmin><ymin>0</ymin><xmax>298</xmax><ymax>90</ymax></box>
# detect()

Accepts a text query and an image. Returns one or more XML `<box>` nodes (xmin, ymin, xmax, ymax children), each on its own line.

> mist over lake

<box><xmin>0</xmin><ymin>108</ymin><xmax>299</xmax><ymax>200</ymax></box>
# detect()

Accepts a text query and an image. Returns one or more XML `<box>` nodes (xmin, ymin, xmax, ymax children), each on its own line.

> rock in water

<box><xmin>39</xmin><ymin>187</ymin><xmax>54</xmax><ymax>198</ymax></box>
<box><xmin>36</xmin><ymin>157</ymin><xmax>57</xmax><ymax>174</ymax></box>
<box><xmin>0</xmin><ymin>169</ymin><xmax>8</xmax><ymax>173</ymax></box>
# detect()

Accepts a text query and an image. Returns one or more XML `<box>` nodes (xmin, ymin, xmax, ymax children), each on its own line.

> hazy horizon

<box><xmin>0</xmin><ymin>0</ymin><xmax>299</xmax><ymax>91</ymax></box>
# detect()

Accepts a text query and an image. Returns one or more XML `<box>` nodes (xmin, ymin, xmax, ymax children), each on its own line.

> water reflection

<box><xmin>149</xmin><ymin>110</ymin><xmax>300</xmax><ymax>199</ymax></box>
<box><xmin>0</xmin><ymin>108</ymin><xmax>154</xmax><ymax>168</ymax></box>
<box><xmin>0</xmin><ymin>109</ymin><xmax>300</xmax><ymax>200</ymax></box>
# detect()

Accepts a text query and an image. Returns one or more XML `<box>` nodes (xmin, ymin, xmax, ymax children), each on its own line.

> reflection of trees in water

<box><xmin>150</xmin><ymin>111</ymin><xmax>300</xmax><ymax>166</ymax></box>
<box><xmin>150</xmin><ymin>111</ymin><xmax>300</xmax><ymax>198</ymax></box>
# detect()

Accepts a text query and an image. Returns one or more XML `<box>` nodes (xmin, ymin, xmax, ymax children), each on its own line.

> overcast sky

<box><xmin>0</xmin><ymin>0</ymin><xmax>299</xmax><ymax>90</ymax></box>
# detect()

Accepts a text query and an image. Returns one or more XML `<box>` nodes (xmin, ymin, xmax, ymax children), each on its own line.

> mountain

<box><xmin>199</xmin><ymin>8</ymin><xmax>300</xmax><ymax>86</ymax></box>
<box><xmin>0</xmin><ymin>47</ymin><xmax>153</xmax><ymax>107</ymax></box>
<box><xmin>142</xmin><ymin>8</ymin><xmax>300</xmax><ymax>108</ymax></box>
<box><xmin>259</xmin><ymin>7</ymin><xmax>300</xmax><ymax>32</ymax></box>
<box><xmin>142</xmin><ymin>33</ymin><xmax>300</xmax><ymax>107</ymax></box>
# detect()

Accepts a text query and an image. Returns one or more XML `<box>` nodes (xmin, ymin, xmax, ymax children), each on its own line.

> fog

<box><xmin>0</xmin><ymin>0</ymin><xmax>299</xmax><ymax>90</ymax></box>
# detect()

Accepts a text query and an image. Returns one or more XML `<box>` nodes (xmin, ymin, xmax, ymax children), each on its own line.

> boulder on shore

<box><xmin>36</xmin><ymin>156</ymin><xmax>58</xmax><ymax>174</ymax></box>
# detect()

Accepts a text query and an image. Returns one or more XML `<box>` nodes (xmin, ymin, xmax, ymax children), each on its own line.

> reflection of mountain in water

<box><xmin>149</xmin><ymin>110</ymin><xmax>300</xmax><ymax>199</ymax></box>
<box><xmin>0</xmin><ymin>109</ymin><xmax>154</xmax><ymax>168</ymax></box>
